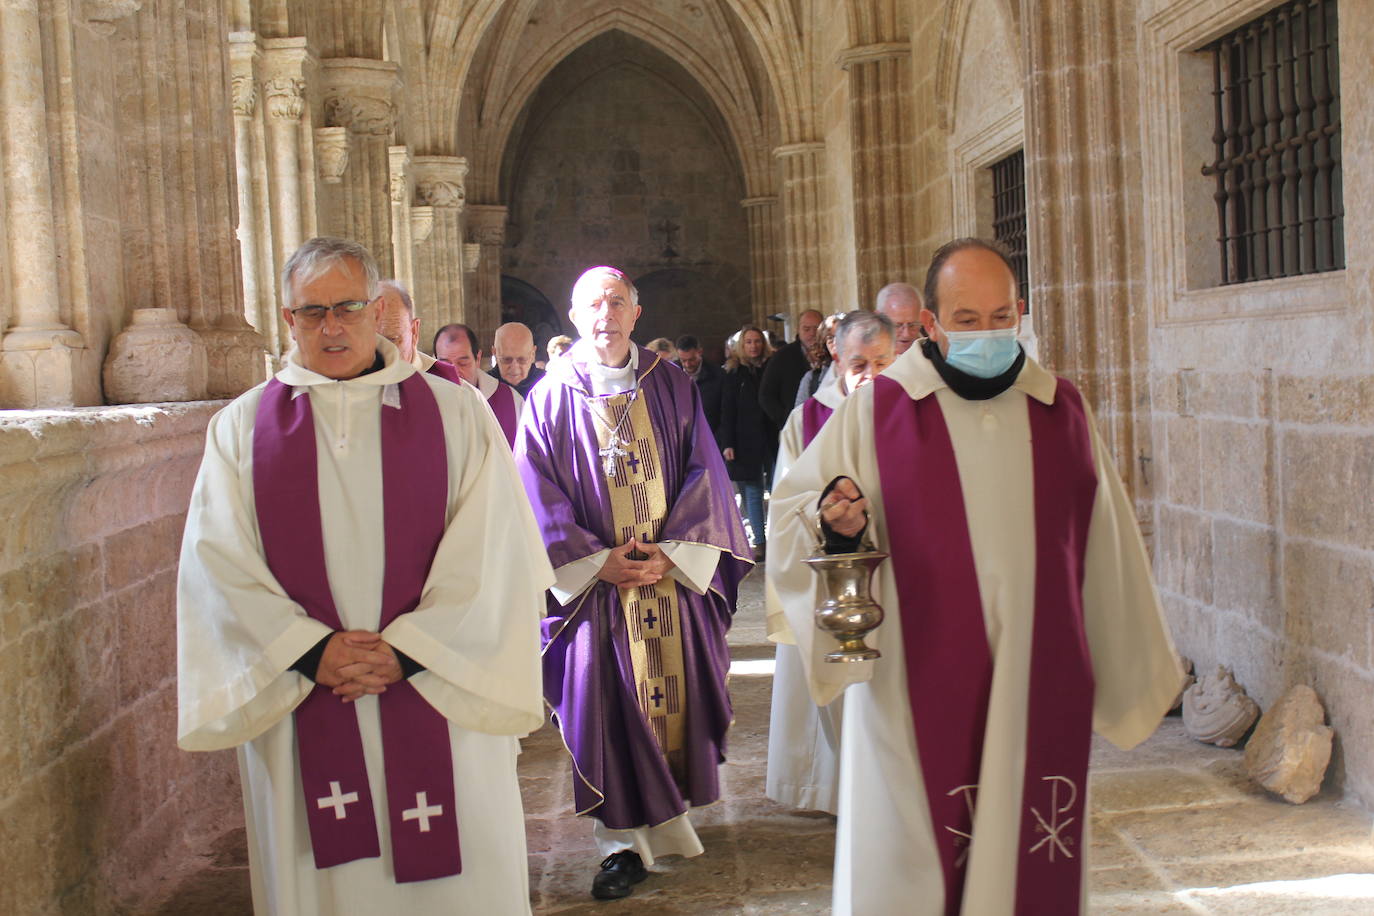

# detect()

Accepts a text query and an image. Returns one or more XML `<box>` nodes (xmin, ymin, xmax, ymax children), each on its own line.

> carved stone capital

<box><xmin>413</xmin><ymin>156</ymin><xmax>469</xmax><ymax>209</ymax></box>
<box><xmin>467</xmin><ymin>205</ymin><xmax>507</xmax><ymax>247</ymax></box>
<box><xmin>231</xmin><ymin>75</ymin><xmax>257</xmax><ymax>118</ymax></box>
<box><xmin>263</xmin><ymin>77</ymin><xmax>305</xmax><ymax>121</ymax></box>
<box><xmin>314</xmin><ymin>127</ymin><xmax>349</xmax><ymax>183</ymax></box>
<box><xmin>415</xmin><ymin>179</ymin><xmax>464</xmax><ymax>209</ymax></box>
<box><xmin>321</xmin><ymin>58</ymin><xmax>401</xmax><ymax>137</ymax></box>
<box><xmin>388</xmin><ymin>145</ymin><xmax>412</xmax><ymax>204</ymax></box>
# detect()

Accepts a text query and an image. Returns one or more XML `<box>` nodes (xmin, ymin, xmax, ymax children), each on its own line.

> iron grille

<box><xmin>991</xmin><ymin>149</ymin><xmax>1030</xmax><ymax>312</ymax></box>
<box><xmin>1203</xmin><ymin>0</ymin><xmax>1343</xmax><ymax>284</ymax></box>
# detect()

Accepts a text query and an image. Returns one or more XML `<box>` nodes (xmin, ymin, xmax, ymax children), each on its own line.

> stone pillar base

<box><xmin>103</xmin><ymin>308</ymin><xmax>209</xmax><ymax>404</ymax></box>
<box><xmin>199</xmin><ymin>325</ymin><xmax>270</xmax><ymax>399</ymax></box>
<box><xmin>0</xmin><ymin>344</ymin><xmax>102</xmax><ymax>408</ymax></box>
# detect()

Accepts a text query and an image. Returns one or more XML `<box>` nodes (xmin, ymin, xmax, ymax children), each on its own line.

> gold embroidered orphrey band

<box><xmin>588</xmin><ymin>389</ymin><xmax>688</xmax><ymax>786</ymax></box>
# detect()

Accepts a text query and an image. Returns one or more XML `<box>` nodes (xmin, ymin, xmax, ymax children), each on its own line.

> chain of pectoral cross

<box><xmin>590</xmin><ymin>387</ymin><xmax>640</xmax><ymax>477</ymax></box>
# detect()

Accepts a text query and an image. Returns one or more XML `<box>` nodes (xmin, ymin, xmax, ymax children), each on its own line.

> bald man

<box><xmin>758</xmin><ymin>309</ymin><xmax>824</xmax><ymax>428</ymax></box>
<box><xmin>487</xmin><ymin>322</ymin><xmax>545</xmax><ymax>397</ymax></box>
<box><xmin>874</xmin><ymin>282</ymin><xmax>924</xmax><ymax>356</ymax></box>
<box><xmin>377</xmin><ymin>280</ymin><xmax>462</xmax><ymax>385</ymax></box>
<box><xmin>435</xmin><ymin>323</ymin><xmax>524</xmax><ymax>449</ymax></box>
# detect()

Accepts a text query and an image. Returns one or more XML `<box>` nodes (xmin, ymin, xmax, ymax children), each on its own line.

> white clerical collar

<box><xmin>584</xmin><ymin>345</ymin><xmax>638</xmax><ymax>396</ymax></box>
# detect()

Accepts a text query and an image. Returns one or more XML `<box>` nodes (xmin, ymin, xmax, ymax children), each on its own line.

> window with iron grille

<box><xmin>990</xmin><ymin>149</ymin><xmax>1029</xmax><ymax>311</ymax></box>
<box><xmin>1202</xmin><ymin>0</ymin><xmax>1342</xmax><ymax>285</ymax></box>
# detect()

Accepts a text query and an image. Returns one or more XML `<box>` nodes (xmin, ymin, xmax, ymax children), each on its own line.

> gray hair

<box><xmin>571</xmin><ymin>265</ymin><xmax>639</xmax><ymax>307</ymax></box>
<box><xmin>281</xmin><ymin>237</ymin><xmax>380</xmax><ymax>308</ymax></box>
<box><xmin>377</xmin><ymin>279</ymin><xmax>414</xmax><ymax>316</ymax></box>
<box><xmin>834</xmin><ymin>310</ymin><xmax>895</xmax><ymax>360</ymax></box>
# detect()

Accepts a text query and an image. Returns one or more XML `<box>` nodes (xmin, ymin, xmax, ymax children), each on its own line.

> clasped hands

<box><xmin>596</xmin><ymin>537</ymin><xmax>675</xmax><ymax>588</ymax></box>
<box><xmin>315</xmin><ymin>630</ymin><xmax>403</xmax><ymax>703</ymax></box>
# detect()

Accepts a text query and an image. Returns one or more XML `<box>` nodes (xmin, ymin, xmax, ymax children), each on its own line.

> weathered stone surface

<box><xmin>1244</xmin><ymin>685</ymin><xmax>1334</xmax><ymax>805</ymax></box>
<box><xmin>1183</xmin><ymin>666</ymin><xmax>1260</xmax><ymax>748</ymax></box>
<box><xmin>102</xmin><ymin>309</ymin><xmax>209</xmax><ymax>404</ymax></box>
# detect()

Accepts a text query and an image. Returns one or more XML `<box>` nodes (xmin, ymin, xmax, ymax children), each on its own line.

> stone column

<box><xmin>320</xmin><ymin>58</ymin><xmax>400</xmax><ymax>274</ymax></box>
<box><xmin>466</xmin><ymin>204</ymin><xmax>507</xmax><ymax>350</ymax></box>
<box><xmin>225</xmin><ymin>32</ymin><xmax>279</xmax><ymax>382</ymax></box>
<box><xmin>0</xmin><ymin>0</ymin><xmax>86</xmax><ymax>407</ymax></box>
<box><xmin>413</xmin><ymin>156</ymin><xmax>469</xmax><ymax>335</ymax></box>
<box><xmin>839</xmin><ymin>42</ymin><xmax>921</xmax><ymax>307</ymax></box>
<box><xmin>388</xmin><ymin>146</ymin><xmax>414</xmax><ymax>291</ymax></box>
<box><xmin>773</xmin><ymin>143</ymin><xmax>827</xmax><ymax>320</ymax></box>
<box><xmin>260</xmin><ymin>38</ymin><xmax>312</xmax><ymax>319</ymax></box>
<box><xmin>1023</xmin><ymin>0</ymin><xmax>1151</xmax><ymax>507</ymax></box>
<box><xmin>741</xmin><ymin>196</ymin><xmax>783</xmax><ymax>328</ymax></box>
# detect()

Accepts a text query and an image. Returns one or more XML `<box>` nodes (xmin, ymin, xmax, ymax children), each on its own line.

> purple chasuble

<box><xmin>426</xmin><ymin>359</ymin><xmax>462</xmax><ymax>386</ymax></box>
<box><xmin>486</xmin><ymin>380</ymin><xmax>519</xmax><ymax>449</ymax></box>
<box><xmin>872</xmin><ymin>374</ymin><xmax>1097</xmax><ymax>915</ymax></box>
<box><xmin>252</xmin><ymin>372</ymin><xmax>462</xmax><ymax>883</ymax></box>
<box><xmin>801</xmin><ymin>396</ymin><xmax>834</xmax><ymax>448</ymax></box>
<box><xmin>516</xmin><ymin>348</ymin><xmax>752</xmax><ymax>830</ymax></box>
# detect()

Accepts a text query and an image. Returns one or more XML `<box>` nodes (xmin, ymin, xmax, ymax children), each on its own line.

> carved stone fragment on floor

<box><xmin>1182</xmin><ymin>666</ymin><xmax>1259</xmax><ymax>748</ymax></box>
<box><xmin>1244</xmin><ymin>684</ymin><xmax>1333</xmax><ymax>804</ymax></box>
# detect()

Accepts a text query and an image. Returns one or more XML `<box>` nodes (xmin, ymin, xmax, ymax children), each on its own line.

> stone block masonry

<box><xmin>0</xmin><ymin>404</ymin><xmax>242</xmax><ymax>916</ymax></box>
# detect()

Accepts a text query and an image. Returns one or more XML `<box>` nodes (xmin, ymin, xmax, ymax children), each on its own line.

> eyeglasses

<box><xmin>290</xmin><ymin>300</ymin><xmax>371</xmax><ymax>327</ymax></box>
<box><xmin>893</xmin><ymin>322</ymin><xmax>922</xmax><ymax>333</ymax></box>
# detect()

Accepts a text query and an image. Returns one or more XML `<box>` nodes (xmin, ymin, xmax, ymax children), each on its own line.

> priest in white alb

<box><xmin>769</xmin><ymin>238</ymin><xmax>1183</xmax><ymax>915</ymax></box>
<box><xmin>176</xmin><ymin>236</ymin><xmax>552</xmax><ymax>915</ymax></box>
<box><xmin>765</xmin><ymin>309</ymin><xmax>895</xmax><ymax>815</ymax></box>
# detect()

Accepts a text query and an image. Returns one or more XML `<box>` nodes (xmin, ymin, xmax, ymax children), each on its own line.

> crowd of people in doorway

<box><xmin>174</xmin><ymin>234</ymin><xmax>1183</xmax><ymax>916</ymax></box>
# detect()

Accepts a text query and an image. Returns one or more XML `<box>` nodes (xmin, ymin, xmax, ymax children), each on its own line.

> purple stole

<box><xmin>872</xmin><ymin>375</ymin><xmax>1097</xmax><ymax>915</ymax></box>
<box><xmin>252</xmin><ymin>372</ymin><xmax>462</xmax><ymax>883</ymax></box>
<box><xmin>801</xmin><ymin>396</ymin><xmax>834</xmax><ymax>448</ymax></box>
<box><xmin>427</xmin><ymin>359</ymin><xmax>462</xmax><ymax>385</ymax></box>
<box><xmin>487</xmin><ymin>381</ymin><xmax>519</xmax><ymax>449</ymax></box>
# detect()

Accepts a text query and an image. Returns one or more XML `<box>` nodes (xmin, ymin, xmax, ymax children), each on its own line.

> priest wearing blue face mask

<box><xmin>918</xmin><ymin>239</ymin><xmax>1025</xmax><ymax>391</ymax></box>
<box><xmin>767</xmin><ymin>237</ymin><xmax>1182</xmax><ymax>916</ymax></box>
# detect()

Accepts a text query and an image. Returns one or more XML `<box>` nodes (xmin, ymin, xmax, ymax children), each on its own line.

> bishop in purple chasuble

<box><xmin>516</xmin><ymin>345</ymin><xmax>753</xmax><ymax>836</ymax></box>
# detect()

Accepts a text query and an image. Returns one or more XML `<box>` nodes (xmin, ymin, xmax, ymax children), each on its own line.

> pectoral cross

<box><xmin>599</xmin><ymin>432</ymin><xmax>629</xmax><ymax>477</ymax></box>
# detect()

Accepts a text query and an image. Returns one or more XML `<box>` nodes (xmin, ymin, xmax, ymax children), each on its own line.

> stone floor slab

<box><xmin>1109</xmin><ymin>799</ymin><xmax>1373</xmax><ymax>863</ymax></box>
<box><xmin>1091</xmin><ymin>766</ymin><xmax>1246</xmax><ymax>814</ymax></box>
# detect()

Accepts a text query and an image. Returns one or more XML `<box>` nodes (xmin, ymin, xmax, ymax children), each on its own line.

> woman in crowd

<box><xmin>720</xmin><ymin>326</ymin><xmax>777</xmax><ymax>560</ymax></box>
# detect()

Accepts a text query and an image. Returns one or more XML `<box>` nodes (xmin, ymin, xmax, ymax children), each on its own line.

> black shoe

<box><xmin>591</xmin><ymin>850</ymin><xmax>648</xmax><ymax>900</ymax></box>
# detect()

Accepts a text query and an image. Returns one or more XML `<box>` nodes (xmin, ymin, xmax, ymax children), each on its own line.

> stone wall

<box><xmin>1139</xmin><ymin>0</ymin><xmax>1374</xmax><ymax>803</ymax></box>
<box><xmin>0</xmin><ymin>404</ymin><xmax>242</xmax><ymax>915</ymax></box>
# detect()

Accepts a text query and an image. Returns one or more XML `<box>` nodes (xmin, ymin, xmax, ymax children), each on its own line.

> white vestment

<box><xmin>177</xmin><ymin>338</ymin><xmax>553</xmax><ymax>916</ymax></box>
<box><xmin>768</xmin><ymin>346</ymin><xmax>1183</xmax><ymax>915</ymax></box>
<box><xmin>765</xmin><ymin>378</ymin><xmax>846</xmax><ymax>814</ymax></box>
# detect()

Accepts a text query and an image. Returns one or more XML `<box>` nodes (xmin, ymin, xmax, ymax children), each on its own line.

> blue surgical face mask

<box><xmin>936</xmin><ymin>323</ymin><xmax>1022</xmax><ymax>379</ymax></box>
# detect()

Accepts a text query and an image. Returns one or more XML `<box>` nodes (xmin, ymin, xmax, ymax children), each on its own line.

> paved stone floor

<box><xmin>151</xmin><ymin>569</ymin><xmax>1374</xmax><ymax>914</ymax></box>
<box><xmin>524</xmin><ymin>569</ymin><xmax>1374</xmax><ymax>915</ymax></box>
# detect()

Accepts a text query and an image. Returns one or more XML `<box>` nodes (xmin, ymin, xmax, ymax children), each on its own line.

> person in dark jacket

<box><xmin>757</xmin><ymin>309</ymin><xmax>823</xmax><ymax>428</ymax></box>
<box><xmin>674</xmin><ymin>334</ymin><xmax>724</xmax><ymax>442</ymax></box>
<box><xmin>720</xmin><ymin>326</ymin><xmax>778</xmax><ymax>558</ymax></box>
